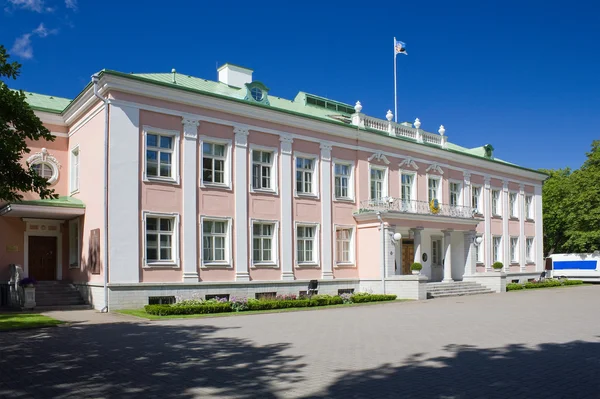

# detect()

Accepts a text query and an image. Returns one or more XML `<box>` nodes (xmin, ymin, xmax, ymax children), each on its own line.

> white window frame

<box><xmin>143</xmin><ymin>126</ymin><xmax>181</xmax><ymax>184</ymax></box>
<box><xmin>250</xmin><ymin>219</ymin><xmax>279</xmax><ymax>267</ymax></box>
<box><xmin>491</xmin><ymin>189</ymin><xmax>501</xmax><ymax>216</ymax></box>
<box><xmin>492</xmin><ymin>236</ymin><xmax>502</xmax><ymax>263</ymax></box>
<box><xmin>293</xmin><ymin>152</ymin><xmax>319</xmax><ymax>198</ymax></box>
<box><xmin>472</xmin><ymin>185</ymin><xmax>482</xmax><ymax>214</ymax></box>
<box><xmin>68</xmin><ymin>218</ymin><xmax>81</xmax><ymax>268</ymax></box>
<box><xmin>525</xmin><ymin>195</ymin><xmax>534</xmax><ymax>220</ymax></box>
<box><xmin>475</xmin><ymin>234</ymin><xmax>484</xmax><ymax>264</ymax></box>
<box><xmin>332</xmin><ymin>159</ymin><xmax>355</xmax><ymax>202</ymax></box>
<box><xmin>249</xmin><ymin>144</ymin><xmax>278</xmax><ymax>194</ymax></box>
<box><xmin>369</xmin><ymin>164</ymin><xmax>389</xmax><ymax>201</ymax></box>
<box><xmin>509</xmin><ymin>192</ymin><xmax>518</xmax><ymax>218</ymax></box>
<box><xmin>449</xmin><ymin>180</ymin><xmax>462</xmax><ymax>207</ymax></box>
<box><xmin>334</xmin><ymin>225</ymin><xmax>355</xmax><ymax>266</ymax></box>
<box><xmin>526</xmin><ymin>237</ymin><xmax>534</xmax><ymax>263</ymax></box>
<box><xmin>431</xmin><ymin>236</ymin><xmax>443</xmax><ymax>266</ymax></box>
<box><xmin>200</xmin><ymin>216</ymin><xmax>233</xmax><ymax>268</ymax></box>
<box><xmin>142</xmin><ymin>211</ymin><xmax>180</xmax><ymax>268</ymax></box>
<box><xmin>295</xmin><ymin>222</ymin><xmax>320</xmax><ymax>267</ymax></box>
<box><xmin>199</xmin><ymin>136</ymin><xmax>232</xmax><ymax>189</ymax></box>
<box><xmin>510</xmin><ymin>236</ymin><xmax>519</xmax><ymax>264</ymax></box>
<box><xmin>427</xmin><ymin>174</ymin><xmax>442</xmax><ymax>203</ymax></box>
<box><xmin>69</xmin><ymin>145</ymin><xmax>80</xmax><ymax>194</ymax></box>
<box><xmin>399</xmin><ymin>170</ymin><xmax>417</xmax><ymax>205</ymax></box>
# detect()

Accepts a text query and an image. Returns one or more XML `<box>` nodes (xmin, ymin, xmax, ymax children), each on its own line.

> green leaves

<box><xmin>0</xmin><ymin>45</ymin><xmax>56</xmax><ymax>202</ymax></box>
<box><xmin>542</xmin><ymin>140</ymin><xmax>600</xmax><ymax>255</ymax></box>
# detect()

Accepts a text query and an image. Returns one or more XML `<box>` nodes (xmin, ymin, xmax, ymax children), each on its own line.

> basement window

<box><xmin>148</xmin><ymin>296</ymin><xmax>176</xmax><ymax>305</ymax></box>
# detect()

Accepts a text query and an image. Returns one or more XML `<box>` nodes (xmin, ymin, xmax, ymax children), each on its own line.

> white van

<box><xmin>546</xmin><ymin>252</ymin><xmax>600</xmax><ymax>281</ymax></box>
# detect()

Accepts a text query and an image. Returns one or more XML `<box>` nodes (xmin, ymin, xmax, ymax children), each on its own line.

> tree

<box><xmin>0</xmin><ymin>45</ymin><xmax>55</xmax><ymax>202</ymax></box>
<box><xmin>542</xmin><ymin>140</ymin><xmax>600</xmax><ymax>254</ymax></box>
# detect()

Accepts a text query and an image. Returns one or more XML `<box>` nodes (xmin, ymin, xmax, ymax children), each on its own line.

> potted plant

<box><xmin>411</xmin><ymin>262</ymin><xmax>423</xmax><ymax>275</ymax></box>
<box><xmin>492</xmin><ymin>262</ymin><xmax>504</xmax><ymax>271</ymax></box>
<box><xmin>19</xmin><ymin>277</ymin><xmax>36</xmax><ymax>309</ymax></box>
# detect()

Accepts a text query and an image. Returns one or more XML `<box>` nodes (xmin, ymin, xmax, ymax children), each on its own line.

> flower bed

<box><xmin>144</xmin><ymin>293</ymin><xmax>397</xmax><ymax>316</ymax></box>
<box><xmin>507</xmin><ymin>279</ymin><xmax>583</xmax><ymax>291</ymax></box>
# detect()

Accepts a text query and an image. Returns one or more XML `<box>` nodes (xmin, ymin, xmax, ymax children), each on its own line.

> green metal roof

<box><xmin>19</xmin><ymin>196</ymin><xmax>85</xmax><ymax>208</ymax></box>
<box><xmin>19</xmin><ymin>90</ymin><xmax>72</xmax><ymax>114</ymax></box>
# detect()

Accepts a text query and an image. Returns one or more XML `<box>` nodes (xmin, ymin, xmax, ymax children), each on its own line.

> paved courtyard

<box><xmin>2</xmin><ymin>286</ymin><xmax>600</xmax><ymax>398</ymax></box>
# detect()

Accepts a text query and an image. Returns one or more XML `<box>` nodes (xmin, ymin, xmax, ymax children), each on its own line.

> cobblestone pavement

<box><xmin>2</xmin><ymin>286</ymin><xmax>600</xmax><ymax>398</ymax></box>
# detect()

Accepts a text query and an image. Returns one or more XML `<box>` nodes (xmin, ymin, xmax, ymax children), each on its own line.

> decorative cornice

<box><xmin>463</xmin><ymin>170</ymin><xmax>471</xmax><ymax>184</ymax></box>
<box><xmin>182</xmin><ymin>118</ymin><xmax>200</xmax><ymax>139</ymax></box>
<box><xmin>519</xmin><ymin>183</ymin><xmax>525</xmax><ymax>194</ymax></box>
<box><xmin>398</xmin><ymin>157</ymin><xmax>419</xmax><ymax>170</ymax></box>
<box><xmin>426</xmin><ymin>163</ymin><xmax>444</xmax><ymax>175</ymax></box>
<box><xmin>484</xmin><ymin>176</ymin><xmax>491</xmax><ymax>188</ymax></box>
<box><xmin>368</xmin><ymin>152</ymin><xmax>391</xmax><ymax>165</ymax></box>
<box><xmin>502</xmin><ymin>180</ymin><xmax>509</xmax><ymax>191</ymax></box>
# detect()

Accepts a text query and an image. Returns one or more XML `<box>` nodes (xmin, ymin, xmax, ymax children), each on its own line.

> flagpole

<box><xmin>393</xmin><ymin>37</ymin><xmax>397</xmax><ymax>123</ymax></box>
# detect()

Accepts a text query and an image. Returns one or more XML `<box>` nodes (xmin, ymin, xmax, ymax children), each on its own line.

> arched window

<box><xmin>27</xmin><ymin>148</ymin><xmax>60</xmax><ymax>185</ymax></box>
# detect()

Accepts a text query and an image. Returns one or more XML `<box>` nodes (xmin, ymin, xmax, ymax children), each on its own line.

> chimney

<box><xmin>217</xmin><ymin>63</ymin><xmax>253</xmax><ymax>87</ymax></box>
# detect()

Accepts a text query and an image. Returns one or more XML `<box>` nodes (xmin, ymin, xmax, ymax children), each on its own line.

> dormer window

<box><xmin>244</xmin><ymin>81</ymin><xmax>270</xmax><ymax>105</ymax></box>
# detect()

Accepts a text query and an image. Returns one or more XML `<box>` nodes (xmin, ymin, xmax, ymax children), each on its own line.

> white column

<box><xmin>463</xmin><ymin>230</ymin><xmax>476</xmax><ymax>277</ymax></box>
<box><xmin>234</xmin><ymin>126</ymin><xmax>250</xmax><ymax>281</ymax></box>
<box><xmin>412</xmin><ymin>227</ymin><xmax>423</xmax><ymax>264</ymax></box>
<box><xmin>534</xmin><ymin>184</ymin><xmax>544</xmax><ymax>272</ymax></box>
<box><xmin>320</xmin><ymin>142</ymin><xmax>334</xmax><ymax>279</ymax></box>
<box><xmin>442</xmin><ymin>229</ymin><xmax>453</xmax><ymax>282</ymax></box>
<box><xmin>108</xmin><ymin>103</ymin><xmax>140</xmax><ymax>283</ymax></box>
<box><xmin>502</xmin><ymin>180</ymin><xmax>510</xmax><ymax>272</ymax></box>
<box><xmin>484</xmin><ymin>176</ymin><xmax>492</xmax><ymax>270</ymax></box>
<box><xmin>280</xmin><ymin>135</ymin><xmax>295</xmax><ymax>280</ymax></box>
<box><xmin>182</xmin><ymin>118</ymin><xmax>200</xmax><ymax>282</ymax></box>
<box><xmin>519</xmin><ymin>183</ymin><xmax>526</xmax><ymax>272</ymax></box>
<box><xmin>463</xmin><ymin>171</ymin><xmax>471</xmax><ymax>207</ymax></box>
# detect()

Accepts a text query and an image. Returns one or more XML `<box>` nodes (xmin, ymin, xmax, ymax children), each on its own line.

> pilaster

<box><xmin>534</xmin><ymin>184</ymin><xmax>544</xmax><ymax>271</ymax></box>
<box><xmin>519</xmin><ymin>183</ymin><xmax>526</xmax><ymax>271</ymax></box>
<box><xmin>280</xmin><ymin>135</ymin><xmax>295</xmax><ymax>281</ymax></box>
<box><xmin>320</xmin><ymin>142</ymin><xmax>334</xmax><ymax>279</ymax></box>
<box><xmin>182</xmin><ymin>118</ymin><xmax>200</xmax><ymax>282</ymax></box>
<box><xmin>502</xmin><ymin>180</ymin><xmax>509</xmax><ymax>272</ymax></box>
<box><xmin>484</xmin><ymin>176</ymin><xmax>491</xmax><ymax>270</ymax></box>
<box><xmin>234</xmin><ymin>126</ymin><xmax>250</xmax><ymax>281</ymax></box>
<box><xmin>463</xmin><ymin>171</ymin><xmax>472</xmax><ymax>208</ymax></box>
<box><xmin>442</xmin><ymin>229</ymin><xmax>453</xmax><ymax>282</ymax></box>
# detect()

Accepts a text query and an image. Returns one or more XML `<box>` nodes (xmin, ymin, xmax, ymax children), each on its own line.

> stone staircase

<box><xmin>35</xmin><ymin>281</ymin><xmax>91</xmax><ymax>310</ymax></box>
<box><xmin>426</xmin><ymin>281</ymin><xmax>495</xmax><ymax>299</ymax></box>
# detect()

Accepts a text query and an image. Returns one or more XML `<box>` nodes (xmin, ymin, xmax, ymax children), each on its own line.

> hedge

<box><xmin>144</xmin><ymin>293</ymin><xmax>396</xmax><ymax>316</ymax></box>
<box><xmin>507</xmin><ymin>279</ymin><xmax>583</xmax><ymax>291</ymax></box>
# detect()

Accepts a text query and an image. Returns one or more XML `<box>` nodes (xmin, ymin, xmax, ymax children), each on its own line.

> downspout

<box><xmin>92</xmin><ymin>73</ymin><xmax>109</xmax><ymax>313</ymax></box>
<box><xmin>376</xmin><ymin>211</ymin><xmax>386</xmax><ymax>294</ymax></box>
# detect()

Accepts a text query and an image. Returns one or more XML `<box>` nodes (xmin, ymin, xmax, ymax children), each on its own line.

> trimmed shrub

<box><xmin>508</xmin><ymin>279</ymin><xmax>584</xmax><ymax>291</ymax></box>
<box><xmin>492</xmin><ymin>262</ymin><xmax>504</xmax><ymax>270</ymax></box>
<box><xmin>506</xmin><ymin>283</ymin><xmax>524</xmax><ymax>291</ymax></box>
<box><xmin>562</xmin><ymin>279</ymin><xmax>584</xmax><ymax>286</ymax></box>
<box><xmin>411</xmin><ymin>262</ymin><xmax>423</xmax><ymax>271</ymax></box>
<box><xmin>145</xmin><ymin>303</ymin><xmax>232</xmax><ymax>316</ymax></box>
<box><xmin>351</xmin><ymin>294</ymin><xmax>397</xmax><ymax>303</ymax></box>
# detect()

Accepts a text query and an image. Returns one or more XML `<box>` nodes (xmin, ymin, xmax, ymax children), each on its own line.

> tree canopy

<box><xmin>542</xmin><ymin>140</ymin><xmax>600</xmax><ymax>255</ymax></box>
<box><xmin>0</xmin><ymin>44</ymin><xmax>55</xmax><ymax>202</ymax></box>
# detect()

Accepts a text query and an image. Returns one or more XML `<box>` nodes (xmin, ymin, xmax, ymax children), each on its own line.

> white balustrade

<box><xmin>352</xmin><ymin>112</ymin><xmax>444</xmax><ymax>147</ymax></box>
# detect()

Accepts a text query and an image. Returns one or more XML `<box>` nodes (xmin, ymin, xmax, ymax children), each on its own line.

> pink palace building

<box><xmin>0</xmin><ymin>64</ymin><xmax>547</xmax><ymax>310</ymax></box>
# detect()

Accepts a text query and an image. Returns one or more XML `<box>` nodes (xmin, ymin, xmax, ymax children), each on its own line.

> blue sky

<box><xmin>2</xmin><ymin>0</ymin><xmax>598</xmax><ymax>171</ymax></box>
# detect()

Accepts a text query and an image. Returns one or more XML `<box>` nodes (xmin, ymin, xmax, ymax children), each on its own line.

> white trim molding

<box><xmin>280</xmin><ymin>134</ymin><xmax>294</xmax><ymax>280</ymax></box>
<box><xmin>142</xmin><ymin>126</ymin><xmax>181</xmax><ymax>185</ymax></box>
<box><xmin>182</xmin><ymin>118</ymin><xmax>200</xmax><ymax>282</ymax></box>
<box><xmin>27</xmin><ymin>148</ymin><xmax>61</xmax><ymax>185</ymax></box>
<box><xmin>199</xmin><ymin>135</ymin><xmax>233</xmax><ymax>190</ymax></box>
<box><xmin>334</xmin><ymin>224</ymin><xmax>356</xmax><ymax>267</ymax></box>
<box><xmin>426</xmin><ymin>163</ymin><xmax>444</xmax><ymax>175</ymax></box>
<box><xmin>234</xmin><ymin>126</ymin><xmax>250</xmax><ymax>280</ymax></box>
<box><xmin>368</xmin><ymin>152</ymin><xmax>391</xmax><ymax>165</ymax></box>
<box><xmin>23</xmin><ymin>219</ymin><xmax>64</xmax><ymax>280</ymax></box>
<box><xmin>398</xmin><ymin>157</ymin><xmax>419</xmax><ymax>170</ymax></box>
<box><xmin>321</xmin><ymin>142</ymin><xmax>334</xmax><ymax>279</ymax></box>
<box><xmin>249</xmin><ymin>143</ymin><xmax>279</xmax><ymax>194</ymax></box>
<box><xmin>293</xmin><ymin>151</ymin><xmax>320</xmax><ymax>198</ymax></box>
<box><xmin>69</xmin><ymin>145</ymin><xmax>80</xmax><ymax>194</ymax></box>
<box><xmin>294</xmin><ymin>221</ymin><xmax>321</xmax><ymax>268</ymax></box>
<box><xmin>141</xmin><ymin>211</ymin><xmax>181</xmax><ymax>268</ymax></box>
<box><xmin>68</xmin><ymin>218</ymin><xmax>81</xmax><ymax>269</ymax></box>
<box><xmin>200</xmin><ymin>216</ymin><xmax>233</xmax><ymax>268</ymax></box>
<box><xmin>249</xmin><ymin>218</ymin><xmax>280</xmax><ymax>268</ymax></box>
<box><xmin>332</xmin><ymin>158</ymin><xmax>356</xmax><ymax>202</ymax></box>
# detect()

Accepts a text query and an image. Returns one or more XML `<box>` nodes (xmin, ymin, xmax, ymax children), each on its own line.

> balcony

<box><xmin>357</xmin><ymin>198</ymin><xmax>479</xmax><ymax>220</ymax></box>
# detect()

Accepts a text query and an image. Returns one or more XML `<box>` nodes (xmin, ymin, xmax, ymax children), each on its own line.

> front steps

<box><xmin>35</xmin><ymin>281</ymin><xmax>91</xmax><ymax>309</ymax></box>
<box><xmin>426</xmin><ymin>281</ymin><xmax>495</xmax><ymax>299</ymax></box>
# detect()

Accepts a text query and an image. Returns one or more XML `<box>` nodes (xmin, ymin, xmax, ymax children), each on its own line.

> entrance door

<box><xmin>401</xmin><ymin>239</ymin><xmax>415</xmax><ymax>275</ymax></box>
<box><xmin>28</xmin><ymin>236</ymin><xmax>57</xmax><ymax>281</ymax></box>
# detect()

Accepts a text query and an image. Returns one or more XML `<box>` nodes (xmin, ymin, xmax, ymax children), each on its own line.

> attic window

<box><xmin>251</xmin><ymin>87</ymin><xmax>264</xmax><ymax>101</ymax></box>
<box><xmin>305</xmin><ymin>95</ymin><xmax>354</xmax><ymax>114</ymax></box>
<box><xmin>244</xmin><ymin>82</ymin><xmax>270</xmax><ymax>105</ymax></box>
<box><xmin>483</xmin><ymin>144</ymin><xmax>495</xmax><ymax>159</ymax></box>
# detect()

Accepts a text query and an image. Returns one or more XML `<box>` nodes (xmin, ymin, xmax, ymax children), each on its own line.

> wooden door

<box><xmin>28</xmin><ymin>236</ymin><xmax>57</xmax><ymax>281</ymax></box>
<box><xmin>401</xmin><ymin>240</ymin><xmax>415</xmax><ymax>275</ymax></box>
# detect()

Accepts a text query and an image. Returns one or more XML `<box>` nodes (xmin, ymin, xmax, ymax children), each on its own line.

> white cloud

<box><xmin>7</xmin><ymin>0</ymin><xmax>45</xmax><ymax>13</ymax></box>
<box><xmin>10</xmin><ymin>23</ymin><xmax>57</xmax><ymax>59</ymax></box>
<box><xmin>65</xmin><ymin>0</ymin><xmax>77</xmax><ymax>10</ymax></box>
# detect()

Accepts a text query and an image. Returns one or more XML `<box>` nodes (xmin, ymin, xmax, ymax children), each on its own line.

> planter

<box><xmin>411</xmin><ymin>270</ymin><xmax>420</xmax><ymax>275</ymax></box>
<box><xmin>23</xmin><ymin>287</ymin><xmax>36</xmax><ymax>310</ymax></box>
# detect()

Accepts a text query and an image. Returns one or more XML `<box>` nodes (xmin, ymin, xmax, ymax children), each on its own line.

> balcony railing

<box><xmin>357</xmin><ymin>198</ymin><xmax>478</xmax><ymax>219</ymax></box>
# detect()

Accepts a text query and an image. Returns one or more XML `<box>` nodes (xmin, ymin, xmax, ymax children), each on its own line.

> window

<box><xmin>428</xmin><ymin>177</ymin><xmax>440</xmax><ymax>202</ymax></box>
<box><xmin>475</xmin><ymin>236</ymin><xmax>484</xmax><ymax>264</ymax></box>
<box><xmin>526</xmin><ymin>195</ymin><xmax>533</xmax><ymax>219</ymax></box>
<box><xmin>70</xmin><ymin>146</ymin><xmax>80</xmax><ymax>193</ymax></box>
<box><xmin>431</xmin><ymin>238</ymin><xmax>442</xmax><ymax>265</ymax></box>
<box><xmin>31</xmin><ymin>162</ymin><xmax>54</xmax><ymax>179</ymax></box>
<box><xmin>335</xmin><ymin>227</ymin><xmax>354</xmax><ymax>264</ymax></box>
<box><xmin>297</xmin><ymin>224</ymin><xmax>318</xmax><ymax>265</ymax></box>
<box><xmin>146</xmin><ymin>132</ymin><xmax>176</xmax><ymax>180</ymax></box>
<box><xmin>493</xmin><ymin>236</ymin><xmax>502</xmax><ymax>262</ymax></box>
<box><xmin>252</xmin><ymin>222</ymin><xmax>276</xmax><ymax>265</ymax></box>
<box><xmin>296</xmin><ymin>155</ymin><xmax>317</xmax><ymax>195</ymax></box>
<box><xmin>526</xmin><ymin>238</ymin><xmax>534</xmax><ymax>263</ymax></box>
<box><xmin>202</xmin><ymin>142</ymin><xmax>227</xmax><ymax>185</ymax></box>
<box><xmin>202</xmin><ymin>218</ymin><xmax>230</xmax><ymax>265</ymax></box>
<box><xmin>450</xmin><ymin>182</ymin><xmax>461</xmax><ymax>207</ymax></box>
<box><xmin>370</xmin><ymin>166</ymin><xmax>387</xmax><ymax>200</ymax></box>
<box><xmin>400</xmin><ymin>172</ymin><xmax>415</xmax><ymax>204</ymax></box>
<box><xmin>144</xmin><ymin>213</ymin><xmax>179</xmax><ymax>265</ymax></box>
<box><xmin>491</xmin><ymin>190</ymin><xmax>501</xmax><ymax>216</ymax></box>
<box><xmin>510</xmin><ymin>237</ymin><xmax>519</xmax><ymax>263</ymax></box>
<box><xmin>251</xmin><ymin>148</ymin><xmax>277</xmax><ymax>191</ymax></box>
<box><xmin>472</xmin><ymin>186</ymin><xmax>482</xmax><ymax>213</ymax></box>
<box><xmin>69</xmin><ymin>218</ymin><xmax>80</xmax><ymax>268</ymax></box>
<box><xmin>27</xmin><ymin>149</ymin><xmax>59</xmax><ymax>184</ymax></box>
<box><xmin>510</xmin><ymin>193</ymin><xmax>518</xmax><ymax>218</ymax></box>
<box><xmin>334</xmin><ymin>162</ymin><xmax>353</xmax><ymax>200</ymax></box>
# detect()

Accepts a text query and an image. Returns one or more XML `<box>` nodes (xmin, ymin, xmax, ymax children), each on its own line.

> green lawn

<box><xmin>0</xmin><ymin>313</ymin><xmax>63</xmax><ymax>331</ymax></box>
<box><xmin>117</xmin><ymin>300</ymin><xmax>409</xmax><ymax>320</ymax></box>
